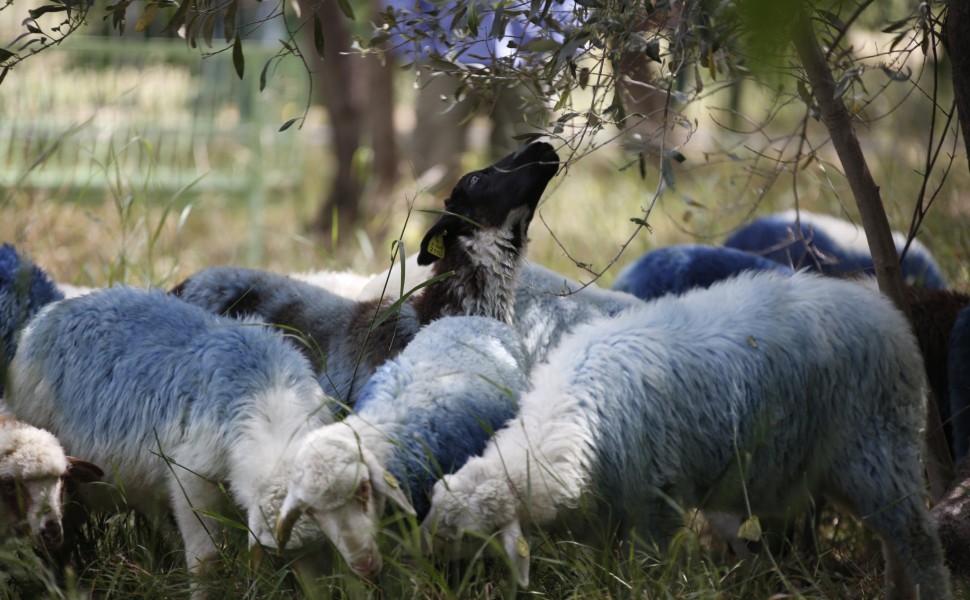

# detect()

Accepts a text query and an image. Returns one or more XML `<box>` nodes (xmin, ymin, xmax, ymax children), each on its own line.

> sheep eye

<box><xmin>1</xmin><ymin>477</ymin><xmax>16</xmax><ymax>497</ymax></box>
<box><xmin>467</xmin><ymin>174</ymin><xmax>480</xmax><ymax>188</ymax></box>
<box><xmin>355</xmin><ymin>480</ymin><xmax>371</xmax><ymax>510</ymax></box>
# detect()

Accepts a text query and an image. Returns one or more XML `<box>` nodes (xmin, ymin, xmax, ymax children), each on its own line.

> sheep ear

<box><xmin>365</xmin><ymin>456</ymin><xmax>416</xmax><ymax>517</ymax></box>
<box><xmin>66</xmin><ymin>457</ymin><xmax>104</xmax><ymax>483</ymax></box>
<box><xmin>418</xmin><ymin>215</ymin><xmax>459</xmax><ymax>266</ymax></box>
<box><xmin>500</xmin><ymin>518</ymin><xmax>530</xmax><ymax>588</ymax></box>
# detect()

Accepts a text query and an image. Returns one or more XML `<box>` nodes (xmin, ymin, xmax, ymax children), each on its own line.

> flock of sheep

<box><xmin>1</xmin><ymin>140</ymin><xmax>968</xmax><ymax>599</ymax></box>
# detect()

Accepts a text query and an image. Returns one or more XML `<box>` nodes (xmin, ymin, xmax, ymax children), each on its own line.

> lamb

<box><xmin>171</xmin><ymin>141</ymin><xmax>560</xmax><ymax>406</ymax></box>
<box><xmin>0</xmin><ymin>413</ymin><xmax>102</xmax><ymax>550</ymax></box>
<box><xmin>4</xmin><ymin>286</ymin><xmax>336</xmax><ymax>584</ymax></box>
<box><xmin>422</xmin><ymin>271</ymin><xmax>950</xmax><ymax>600</ymax></box>
<box><xmin>275</xmin><ymin>315</ymin><xmax>528</xmax><ymax>577</ymax></box>
<box><xmin>610</xmin><ymin>243</ymin><xmax>794</xmax><ymax>301</ymax></box>
<box><xmin>723</xmin><ymin>209</ymin><xmax>947</xmax><ymax>288</ymax></box>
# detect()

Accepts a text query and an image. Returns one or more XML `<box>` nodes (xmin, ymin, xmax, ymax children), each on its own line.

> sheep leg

<box><xmin>168</xmin><ymin>475</ymin><xmax>225</xmax><ymax>586</ymax></box>
<box><xmin>826</xmin><ymin>454</ymin><xmax>951</xmax><ymax>600</ymax></box>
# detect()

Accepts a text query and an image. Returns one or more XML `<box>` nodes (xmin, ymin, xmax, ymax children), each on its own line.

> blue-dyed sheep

<box><xmin>610</xmin><ymin>243</ymin><xmax>794</xmax><ymax>301</ymax></box>
<box><xmin>423</xmin><ymin>271</ymin><xmax>950</xmax><ymax>599</ymax></box>
<box><xmin>723</xmin><ymin>209</ymin><xmax>946</xmax><ymax>288</ymax></box>
<box><xmin>275</xmin><ymin>315</ymin><xmax>528</xmax><ymax>578</ymax></box>
<box><xmin>0</xmin><ymin>244</ymin><xmax>63</xmax><ymax>372</ymax></box>
<box><xmin>5</xmin><ymin>287</ymin><xmax>335</xmax><ymax>584</ymax></box>
<box><xmin>172</xmin><ymin>142</ymin><xmax>560</xmax><ymax>407</ymax></box>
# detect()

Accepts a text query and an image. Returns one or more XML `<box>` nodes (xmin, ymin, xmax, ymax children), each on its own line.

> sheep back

<box><xmin>610</xmin><ymin>243</ymin><xmax>794</xmax><ymax>301</ymax></box>
<box><xmin>0</xmin><ymin>244</ymin><xmax>63</xmax><ymax>372</ymax></box>
<box><xmin>724</xmin><ymin>210</ymin><xmax>946</xmax><ymax>288</ymax></box>
<box><xmin>513</xmin><ymin>263</ymin><xmax>641</xmax><ymax>368</ymax></box>
<box><xmin>354</xmin><ymin>315</ymin><xmax>527</xmax><ymax>516</ymax></box>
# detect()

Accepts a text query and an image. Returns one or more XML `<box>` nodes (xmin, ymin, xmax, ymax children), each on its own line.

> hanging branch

<box><xmin>791</xmin><ymin>7</ymin><xmax>953</xmax><ymax>498</ymax></box>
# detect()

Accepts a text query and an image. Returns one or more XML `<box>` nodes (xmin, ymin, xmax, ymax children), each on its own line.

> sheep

<box><xmin>4</xmin><ymin>286</ymin><xmax>336</xmax><ymax>585</ymax></box>
<box><xmin>723</xmin><ymin>209</ymin><xmax>947</xmax><ymax>288</ymax></box>
<box><xmin>610</xmin><ymin>243</ymin><xmax>795</xmax><ymax>301</ymax></box>
<box><xmin>171</xmin><ymin>141</ymin><xmax>560</xmax><ymax>406</ymax></box>
<box><xmin>274</xmin><ymin>315</ymin><xmax>529</xmax><ymax>577</ymax></box>
<box><xmin>0</xmin><ymin>244</ymin><xmax>64</xmax><ymax>376</ymax></box>
<box><xmin>422</xmin><ymin>270</ymin><xmax>950</xmax><ymax>600</ymax></box>
<box><xmin>608</xmin><ymin>244</ymin><xmax>970</xmax><ymax>467</ymax></box>
<box><xmin>0</xmin><ymin>413</ymin><xmax>102</xmax><ymax>550</ymax></box>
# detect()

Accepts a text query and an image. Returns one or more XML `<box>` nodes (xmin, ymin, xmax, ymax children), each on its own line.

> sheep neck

<box><xmin>413</xmin><ymin>229</ymin><xmax>522</xmax><ymax>325</ymax></box>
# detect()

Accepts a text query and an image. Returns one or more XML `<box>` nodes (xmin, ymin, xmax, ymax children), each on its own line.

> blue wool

<box><xmin>611</xmin><ymin>244</ymin><xmax>794</xmax><ymax>301</ymax></box>
<box><xmin>949</xmin><ymin>305</ymin><xmax>970</xmax><ymax>464</ymax></box>
<box><xmin>9</xmin><ymin>287</ymin><xmax>325</xmax><ymax>475</ymax></box>
<box><xmin>0</xmin><ymin>244</ymin><xmax>63</xmax><ymax>368</ymax></box>
<box><xmin>171</xmin><ymin>265</ymin><xmax>406</xmax><ymax>409</ymax></box>
<box><xmin>354</xmin><ymin>316</ymin><xmax>526</xmax><ymax>517</ymax></box>
<box><xmin>724</xmin><ymin>211</ymin><xmax>946</xmax><ymax>288</ymax></box>
<box><xmin>548</xmin><ymin>272</ymin><xmax>929</xmax><ymax>535</ymax></box>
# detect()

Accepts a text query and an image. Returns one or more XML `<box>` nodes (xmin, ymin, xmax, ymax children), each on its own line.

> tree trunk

<box><xmin>791</xmin><ymin>9</ymin><xmax>953</xmax><ymax>499</ymax></box>
<box><xmin>301</xmin><ymin>0</ymin><xmax>365</xmax><ymax>245</ymax></box>
<box><xmin>945</xmin><ymin>0</ymin><xmax>970</xmax><ymax>165</ymax></box>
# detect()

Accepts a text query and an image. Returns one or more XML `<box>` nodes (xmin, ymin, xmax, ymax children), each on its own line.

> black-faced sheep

<box><xmin>422</xmin><ymin>271</ymin><xmax>950</xmax><ymax>600</ymax></box>
<box><xmin>171</xmin><ymin>141</ymin><xmax>560</xmax><ymax>406</ymax></box>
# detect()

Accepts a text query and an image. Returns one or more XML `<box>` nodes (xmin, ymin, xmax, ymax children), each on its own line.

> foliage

<box><xmin>0</xmin><ymin>0</ymin><xmax>93</xmax><ymax>82</ymax></box>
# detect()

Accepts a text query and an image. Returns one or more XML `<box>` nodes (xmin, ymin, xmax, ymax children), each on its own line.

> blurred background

<box><xmin>1</xmin><ymin>0</ymin><xmax>968</xmax><ymax>293</ymax></box>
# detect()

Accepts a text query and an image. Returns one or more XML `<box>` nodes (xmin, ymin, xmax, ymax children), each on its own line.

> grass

<box><xmin>1</xmin><ymin>32</ymin><xmax>969</xmax><ymax>600</ymax></box>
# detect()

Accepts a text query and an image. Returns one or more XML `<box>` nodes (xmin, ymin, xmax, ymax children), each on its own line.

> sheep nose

<box><xmin>41</xmin><ymin>520</ymin><xmax>63</xmax><ymax>549</ymax></box>
<box><xmin>351</xmin><ymin>553</ymin><xmax>381</xmax><ymax>577</ymax></box>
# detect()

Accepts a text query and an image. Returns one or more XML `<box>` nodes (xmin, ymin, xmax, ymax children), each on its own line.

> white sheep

<box><xmin>0</xmin><ymin>413</ymin><xmax>102</xmax><ymax>550</ymax></box>
<box><xmin>275</xmin><ymin>315</ymin><xmax>529</xmax><ymax>578</ymax></box>
<box><xmin>422</xmin><ymin>270</ymin><xmax>950</xmax><ymax>600</ymax></box>
<box><xmin>171</xmin><ymin>141</ymin><xmax>560</xmax><ymax>407</ymax></box>
<box><xmin>4</xmin><ymin>287</ymin><xmax>335</xmax><ymax>586</ymax></box>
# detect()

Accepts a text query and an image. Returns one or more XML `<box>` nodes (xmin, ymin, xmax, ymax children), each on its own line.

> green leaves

<box><xmin>232</xmin><ymin>35</ymin><xmax>244</xmax><ymax>78</ymax></box>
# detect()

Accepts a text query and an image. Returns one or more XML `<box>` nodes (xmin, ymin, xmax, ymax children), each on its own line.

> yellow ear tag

<box><xmin>516</xmin><ymin>536</ymin><xmax>529</xmax><ymax>557</ymax></box>
<box><xmin>427</xmin><ymin>231</ymin><xmax>447</xmax><ymax>259</ymax></box>
<box><xmin>737</xmin><ymin>516</ymin><xmax>762</xmax><ymax>542</ymax></box>
<box><xmin>383</xmin><ymin>471</ymin><xmax>400</xmax><ymax>489</ymax></box>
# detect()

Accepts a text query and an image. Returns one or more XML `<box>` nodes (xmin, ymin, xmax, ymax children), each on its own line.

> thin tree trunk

<box><xmin>945</xmin><ymin>0</ymin><xmax>970</xmax><ymax>164</ymax></box>
<box><xmin>301</xmin><ymin>0</ymin><xmax>364</xmax><ymax>245</ymax></box>
<box><xmin>791</xmin><ymin>9</ymin><xmax>953</xmax><ymax>499</ymax></box>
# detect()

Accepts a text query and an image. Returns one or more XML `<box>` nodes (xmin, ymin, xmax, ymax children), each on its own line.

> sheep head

<box><xmin>418</xmin><ymin>141</ymin><xmax>560</xmax><ymax>268</ymax></box>
<box><xmin>421</xmin><ymin>460</ymin><xmax>531</xmax><ymax>587</ymax></box>
<box><xmin>0</xmin><ymin>418</ymin><xmax>103</xmax><ymax>549</ymax></box>
<box><xmin>275</xmin><ymin>425</ymin><xmax>415</xmax><ymax>578</ymax></box>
